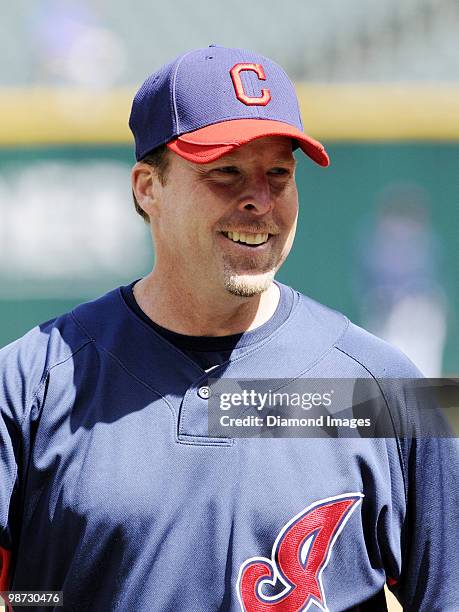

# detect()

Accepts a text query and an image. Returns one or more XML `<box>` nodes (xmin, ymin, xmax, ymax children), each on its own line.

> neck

<box><xmin>133</xmin><ymin>271</ymin><xmax>280</xmax><ymax>336</ymax></box>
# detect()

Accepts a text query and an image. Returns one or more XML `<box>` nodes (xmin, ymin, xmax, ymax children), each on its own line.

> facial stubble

<box><xmin>220</xmin><ymin>246</ymin><xmax>282</xmax><ymax>297</ymax></box>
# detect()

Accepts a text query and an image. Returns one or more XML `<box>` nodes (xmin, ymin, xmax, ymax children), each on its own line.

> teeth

<box><xmin>224</xmin><ymin>232</ymin><xmax>269</xmax><ymax>245</ymax></box>
<box><xmin>253</xmin><ymin>233</ymin><xmax>267</xmax><ymax>244</ymax></box>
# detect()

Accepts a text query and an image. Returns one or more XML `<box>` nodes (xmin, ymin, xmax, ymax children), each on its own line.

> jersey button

<box><xmin>198</xmin><ymin>385</ymin><xmax>210</xmax><ymax>399</ymax></box>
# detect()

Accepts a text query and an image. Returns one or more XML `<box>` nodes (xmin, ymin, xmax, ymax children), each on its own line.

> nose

<box><xmin>237</xmin><ymin>174</ymin><xmax>273</xmax><ymax>216</ymax></box>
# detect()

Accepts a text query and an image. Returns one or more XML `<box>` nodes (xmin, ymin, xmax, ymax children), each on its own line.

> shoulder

<box><xmin>336</xmin><ymin>319</ymin><xmax>423</xmax><ymax>379</ymax></box>
<box><xmin>0</xmin><ymin>287</ymin><xmax>125</xmax><ymax>418</ymax></box>
<box><xmin>289</xmin><ymin>286</ymin><xmax>422</xmax><ymax>379</ymax></box>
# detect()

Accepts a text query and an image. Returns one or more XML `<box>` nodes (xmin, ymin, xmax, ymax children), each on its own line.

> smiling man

<box><xmin>131</xmin><ymin>136</ymin><xmax>299</xmax><ymax>337</ymax></box>
<box><xmin>1</xmin><ymin>46</ymin><xmax>458</xmax><ymax>612</ymax></box>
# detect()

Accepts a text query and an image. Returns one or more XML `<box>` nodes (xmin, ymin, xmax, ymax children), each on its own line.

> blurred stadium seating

<box><xmin>1</xmin><ymin>0</ymin><xmax>458</xmax><ymax>86</ymax></box>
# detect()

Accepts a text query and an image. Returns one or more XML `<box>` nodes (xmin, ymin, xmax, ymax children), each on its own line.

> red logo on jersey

<box><xmin>230</xmin><ymin>63</ymin><xmax>272</xmax><ymax>106</ymax></box>
<box><xmin>237</xmin><ymin>493</ymin><xmax>363</xmax><ymax>611</ymax></box>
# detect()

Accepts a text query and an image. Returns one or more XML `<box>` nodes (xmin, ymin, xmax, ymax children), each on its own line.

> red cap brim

<box><xmin>167</xmin><ymin>119</ymin><xmax>329</xmax><ymax>167</ymax></box>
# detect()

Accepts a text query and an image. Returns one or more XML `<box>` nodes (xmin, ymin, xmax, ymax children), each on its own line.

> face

<box><xmin>148</xmin><ymin>136</ymin><xmax>298</xmax><ymax>298</ymax></box>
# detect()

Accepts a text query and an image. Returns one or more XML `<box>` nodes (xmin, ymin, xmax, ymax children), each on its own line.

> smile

<box><xmin>222</xmin><ymin>231</ymin><xmax>270</xmax><ymax>246</ymax></box>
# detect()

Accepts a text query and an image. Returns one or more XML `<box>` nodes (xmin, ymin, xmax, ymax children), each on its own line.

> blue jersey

<box><xmin>1</xmin><ymin>284</ymin><xmax>458</xmax><ymax>611</ymax></box>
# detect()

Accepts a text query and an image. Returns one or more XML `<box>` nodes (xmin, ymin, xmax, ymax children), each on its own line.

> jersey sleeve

<box><xmin>390</xmin><ymin>380</ymin><xmax>459</xmax><ymax>610</ymax></box>
<box><xmin>0</xmin><ymin>340</ymin><xmax>23</xmax><ymax>587</ymax></box>
<box><xmin>0</xmin><ymin>328</ymin><xmax>51</xmax><ymax>589</ymax></box>
<box><xmin>338</xmin><ymin>322</ymin><xmax>459</xmax><ymax>609</ymax></box>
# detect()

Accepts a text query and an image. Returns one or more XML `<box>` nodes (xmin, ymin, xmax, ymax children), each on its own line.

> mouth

<box><xmin>221</xmin><ymin>231</ymin><xmax>271</xmax><ymax>248</ymax></box>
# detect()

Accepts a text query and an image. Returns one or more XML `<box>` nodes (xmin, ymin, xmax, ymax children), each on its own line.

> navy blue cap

<box><xmin>129</xmin><ymin>45</ymin><xmax>329</xmax><ymax>166</ymax></box>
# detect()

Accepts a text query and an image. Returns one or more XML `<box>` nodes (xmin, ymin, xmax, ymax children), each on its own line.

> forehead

<box><xmin>215</xmin><ymin>136</ymin><xmax>295</xmax><ymax>164</ymax></box>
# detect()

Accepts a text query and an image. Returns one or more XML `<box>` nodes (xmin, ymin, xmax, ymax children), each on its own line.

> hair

<box><xmin>132</xmin><ymin>144</ymin><xmax>170</xmax><ymax>223</ymax></box>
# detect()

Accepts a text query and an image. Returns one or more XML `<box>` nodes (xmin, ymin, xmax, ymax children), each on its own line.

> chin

<box><xmin>223</xmin><ymin>270</ymin><xmax>276</xmax><ymax>297</ymax></box>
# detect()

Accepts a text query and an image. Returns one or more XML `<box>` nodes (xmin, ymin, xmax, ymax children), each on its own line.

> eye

<box><xmin>214</xmin><ymin>166</ymin><xmax>240</xmax><ymax>175</ymax></box>
<box><xmin>268</xmin><ymin>167</ymin><xmax>290</xmax><ymax>176</ymax></box>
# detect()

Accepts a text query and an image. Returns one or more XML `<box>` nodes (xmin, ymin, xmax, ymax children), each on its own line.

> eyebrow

<box><xmin>206</xmin><ymin>154</ymin><xmax>296</xmax><ymax>166</ymax></box>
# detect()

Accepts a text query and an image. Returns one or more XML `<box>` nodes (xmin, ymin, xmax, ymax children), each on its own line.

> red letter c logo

<box><xmin>230</xmin><ymin>63</ymin><xmax>272</xmax><ymax>106</ymax></box>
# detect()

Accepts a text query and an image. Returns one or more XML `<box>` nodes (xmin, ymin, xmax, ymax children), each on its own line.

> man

<box><xmin>1</xmin><ymin>45</ymin><xmax>458</xmax><ymax>611</ymax></box>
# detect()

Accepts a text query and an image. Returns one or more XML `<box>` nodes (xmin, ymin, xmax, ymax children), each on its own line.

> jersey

<box><xmin>120</xmin><ymin>280</ymin><xmax>294</xmax><ymax>371</ymax></box>
<box><xmin>1</xmin><ymin>283</ymin><xmax>458</xmax><ymax>611</ymax></box>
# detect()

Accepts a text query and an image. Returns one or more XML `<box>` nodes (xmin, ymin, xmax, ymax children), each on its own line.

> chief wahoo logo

<box><xmin>237</xmin><ymin>493</ymin><xmax>363</xmax><ymax>611</ymax></box>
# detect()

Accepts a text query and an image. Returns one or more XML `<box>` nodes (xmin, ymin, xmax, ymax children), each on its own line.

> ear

<box><xmin>131</xmin><ymin>162</ymin><xmax>162</xmax><ymax>218</ymax></box>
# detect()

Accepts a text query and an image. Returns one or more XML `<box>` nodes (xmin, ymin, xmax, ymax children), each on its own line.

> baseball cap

<box><xmin>129</xmin><ymin>45</ymin><xmax>329</xmax><ymax>167</ymax></box>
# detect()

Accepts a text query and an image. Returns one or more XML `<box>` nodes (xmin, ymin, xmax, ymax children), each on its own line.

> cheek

<box><xmin>277</xmin><ymin>187</ymin><xmax>299</xmax><ymax>228</ymax></box>
<box><xmin>156</xmin><ymin>203</ymin><xmax>215</xmax><ymax>262</ymax></box>
<box><xmin>152</xmin><ymin>206</ymin><xmax>190</xmax><ymax>258</ymax></box>
<box><xmin>287</xmin><ymin>202</ymin><xmax>299</xmax><ymax>229</ymax></box>
<box><xmin>279</xmin><ymin>192</ymin><xmax>299</xmax><ymax>252</ymax></box>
